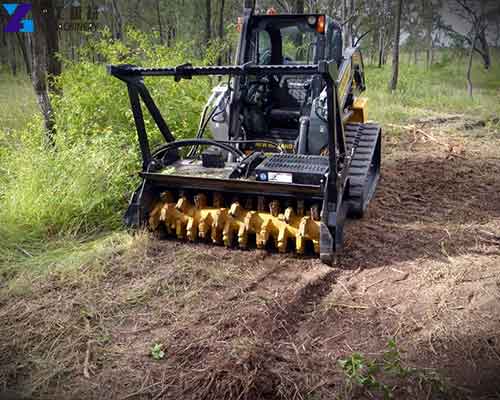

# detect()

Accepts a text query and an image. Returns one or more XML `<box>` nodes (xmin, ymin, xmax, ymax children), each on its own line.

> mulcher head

<box><xmin>149</xmin><ymin>192</ymin><xmax>320</xmax><ymax>254</ymax></box>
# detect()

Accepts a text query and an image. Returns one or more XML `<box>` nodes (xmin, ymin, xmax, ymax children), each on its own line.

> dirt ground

<box><xmin>1</xmin><ymin>116</ymin><xmax>500</xmax><ymax>400</ymax></box>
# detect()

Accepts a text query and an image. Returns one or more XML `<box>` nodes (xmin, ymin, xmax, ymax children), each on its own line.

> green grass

<box><xmin>364</xmin><ymin>55</ymin><xmax>500</xmax><ymax>124</ymax></box>
<box><xmin>0</xmin><ymin>72</ymin><xmax>38</xmax><ymax>133</ymax></box>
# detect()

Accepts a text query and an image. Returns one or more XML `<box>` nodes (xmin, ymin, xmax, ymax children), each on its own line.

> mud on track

<box><xmin>1</xmin><ymin>124</ymin><xmax>500</xmax><ymax>399</ymax></box>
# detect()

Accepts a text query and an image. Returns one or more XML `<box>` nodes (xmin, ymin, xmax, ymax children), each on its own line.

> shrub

<box><xmin>0</xmin><ymin>29</ymin><xmax>220</xmax><ymax>270</ymax></box>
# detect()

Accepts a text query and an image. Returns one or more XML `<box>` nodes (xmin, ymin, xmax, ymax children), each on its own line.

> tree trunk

<box><xmin>111</xmin><ymin>0</ymin><xmax>123</xmax><ymax>40</ymax></box>
<box><xmin>44</xmin><ymin>2</ymin><xmax>61</xmax><ymax>93</ymax></box>
<box><xmin>349</xmin><ymin>0</ymin><xmax>355</xmax><ymax>46</ymax></box>
<box><xmin>477</xmin><ymin>29</ymin><xmax>490</xmax><ymax>70</ymax></box>
<box><xmin>389</xmin><ymin>0</ymin><xmax>402</xmax><ymax>92</ymax></box>
<box><xmin>205</xmin><ymin>0</ymin><xmax>212</xmax><ymax>45</ymax></box>
<box><xmin>342</xmin><ymin>0</ymin><xmax>348</xmax><ymax>46</ymax></box>
<box><xmin>467</xmin><ymin>32</ymin><xmax>478</xmax><ymax>97</ymax></box>
<box><xmin>216</xmin><ymin>0</ymin><xmax>225</xmax><ymax>65</ymax></box>
<box><xmin>156</xmin><ymin>0</ymin><xmax>164</xmax><ymax>44</ymax></box>
<box><xmin>16</xmin><ymin>32</ymin><xmax>32</xmax><ymax>75</ymax></box>
<box><xmin>7</xmin><ymin>32</ymin><xmax>17</xmax><ymax>76</ymax></box>
<box><xmin>31</xmin><ymin>0</ymin><xmax>61</xmax><ymax>146</ymax></box>
<box><xmin>218</xmin><ymin>0</ymin><xmax>225</xmax><ymax>39</ymax></box>
<box><xmin>424</xmin><ymin>0</ymin><xmax>433</xmax><ymax>69</ymax></box>
<box><xmin>378</xmin><ymin>29</ymin><xmax>384</xmax><ymax>68</ymax></box>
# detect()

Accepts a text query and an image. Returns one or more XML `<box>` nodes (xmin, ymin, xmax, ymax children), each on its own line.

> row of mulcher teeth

<box><xmin>148</xmin><ymin>192</ymin><xmax>321</xmax><ymax>254</ymax></box>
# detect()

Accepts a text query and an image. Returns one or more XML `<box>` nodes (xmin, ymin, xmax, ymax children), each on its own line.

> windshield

<box><xmin>255</xmin><ymin>23</ymin><xmax>319</xmax><ymax>65</ymax></box>
<box><xmin>281</xmin><ymin>26</ymin><xmax>316</xmax><ymax>64</ymax></box>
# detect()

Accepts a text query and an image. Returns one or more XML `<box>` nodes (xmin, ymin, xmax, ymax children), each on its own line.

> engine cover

<box><xmin>255</xmin><ymin>154</ymin><xmax>329</xmax><ymax>185</ymax></box>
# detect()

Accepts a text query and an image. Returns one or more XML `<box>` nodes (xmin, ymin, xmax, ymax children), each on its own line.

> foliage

<box><xmin>54</xmin><ymin>28</ymin><xmax>214</xmax><ymax>147</ymax></box>
<box><xmin>0</xmin><ymin>30</ymin><xmax>222</xmax><ymax>277</ymax></box>
<box><xmin>339</xmin><ymin>340</ymin><xmax>448</xmax><ymax>399</ymax></box>
<box><xmin>151</xmin><ymin>343</ymin><xmax>165</xmax><ymax>360</ymax></box>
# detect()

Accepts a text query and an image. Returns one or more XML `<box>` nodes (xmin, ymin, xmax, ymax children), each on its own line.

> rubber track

<box><xmin>344</xmin><ymin>123</ymin><xmax>381</xmax><ymax>217</ymax></box>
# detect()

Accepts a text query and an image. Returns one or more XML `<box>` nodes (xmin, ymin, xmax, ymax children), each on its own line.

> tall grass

<box><xmin>0</xmin><ymin>31</ymin><xmax>216</xmax><ymax>278</ymax></box>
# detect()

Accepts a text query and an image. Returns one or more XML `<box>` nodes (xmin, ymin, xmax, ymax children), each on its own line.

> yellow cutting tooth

<box><xmin>149</xmin><ymin>202</ymin><xmax>163</xmax><ymax>230</ymax></box>
<box><xmin>244</xmin><ymin>211</ymin><xmax>257</xmax><ymax>230</ymax></box>
<box><xmin>296</xmin><ymin>216</ymin><xmax>309</xmax><ymax>254</ymax></box>
<box><xmin>284</xmin><ymin>207</ymin><xmax>294</xmax><ymax>223</ymax></box>
<box><xmin>269</xmin><ymin>200</ymin><xmax>280</xmax><ymax>217</ymax></box>
<box><xmin>277</xmin><ymin>223</ymin><xmax>288</xmax><ymax>253</ymax></box>
<box><xmin>176</xmin><ymin>217</ymin><xmax>185</xmax><ymax>239</ymax></box>
<box><xmin>176</xmin><ymin>196</ymin><xmax>189</xmax><ymax>212</ymax></box>
<box><xmin>186</xmin><ymin>216</ymin><xmax>197</xmax><ymax>241</ymax></box>
<box><xmin>195</xmin><ymin>194</ymin><xmax>207</xmax><ymax>209</ymax></box>
<box><xmin>257</xmin><ymin>219</ymin><xmax>272</xmax><ymax>248</ymax></box>
<box><xmin>212</xmin><ymin>208</ymin><xmax>226</xmax><ymax>244</ymax></box>
<box><xmin>223</xmin><ymin>217</ymin><xmax>235</xmax><ymax>247</ymax></box>
<box><xmin>229</xmin><ymin>202</ymin><xmax>241</xmax><ymax>217</ymax></box>
<box><xmin>198</xmin><ymin>213</ymin><xmax>212</xmax><ymax>240</ymax></box>
<box><xmin>238</xmin><ymin>224</ymin><xmax>248</xmax><ymax>248</ymax></box>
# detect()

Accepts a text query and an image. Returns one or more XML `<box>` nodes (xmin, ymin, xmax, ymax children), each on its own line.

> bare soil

<box><xmin>1</xmin><ymin>118</ymin><xmax>500</xmax><ymax>400</ymax></box>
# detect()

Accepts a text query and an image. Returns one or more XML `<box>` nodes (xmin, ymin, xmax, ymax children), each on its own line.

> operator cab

<box><xmin>239</xmin><ymin>14</ymin><xmax>343</xmax><ymax>149</ymax></box>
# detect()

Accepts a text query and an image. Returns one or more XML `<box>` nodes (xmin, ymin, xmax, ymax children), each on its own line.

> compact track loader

<box><xmin>108</xmin><ymin>7</ymin><xmax>381</xmax><ymax>264</ymax></box>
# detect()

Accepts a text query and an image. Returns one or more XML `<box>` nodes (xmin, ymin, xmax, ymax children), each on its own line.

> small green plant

<box><xmin>150</xmin><ymin>343</ymin><xmax>165</xmax><ymax>360</ymax></box>
<box><xmin>338</xmin><ymin>340</ymin><xmax>447</xmax><ymax>399</ymax></box>
<box><xmin>339</xmin><ymin>352</ymin><xmax>392</xmax><ymax>399</ymax></box>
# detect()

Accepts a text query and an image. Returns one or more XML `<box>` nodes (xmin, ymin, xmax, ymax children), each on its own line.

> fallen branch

<box><xmin>387</xmin><ymin>123</ymin><xmax>467</xmax><ymax>159</ymax></box>
<box><xmin>83</xmin><ymin>318</ymin><xmax>94</xmax><ymax>379</ymax></box>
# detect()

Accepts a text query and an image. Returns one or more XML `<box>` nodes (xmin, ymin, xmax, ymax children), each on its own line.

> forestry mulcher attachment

<box><xmin>108</xmin><ymin>8</ymin><xmax>381</xmax><ymax>264</ymax></box>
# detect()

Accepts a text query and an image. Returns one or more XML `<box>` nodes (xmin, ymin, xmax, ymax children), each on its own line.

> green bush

<box><xmin>0</xmin><ymin>29</ymin><xmax>219</xmax><ymax>271</ymax></box>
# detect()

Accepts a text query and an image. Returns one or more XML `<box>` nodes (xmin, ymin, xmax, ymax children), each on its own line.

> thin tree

<box><xmin>424</xmin><ymin>0</ymin><xmax>433</xmax><ymax>69</ymax></box>
<box><xmin>16</xmin><ymin>32</ymin><xmax>31</xmax><ymax>75</ymax></box>
<box><xmin>156</xmin><ymin>0</ymin><xmax>164</xmax><ymax>44</ymax></box>
<box><xmin>216</xmin><ymin>0</ymin><xmax>225</xmax><ymax>65</ymax></box>
<box><xmin>110</xmin><ymin>0</ymin><xmax>123</xmax><ymax>40</ymax></box>
<box><xmin>466</xmin><ymin>30</ymin><xmax>479</xmax><ymax>97</ymax></box>
<box><xmin>6</xmin><ymin>31</ymin><xmax>17</xmax><ymax>75</ymax></box>
<box><xmin>205</xmin><ymin>0</ymin><xmax>212</xmax><ymax>45</ymax></box>
<box><xmin>389</xmin><ymin>0</ymin><xmax>402</xmax><ymax>92</ymax></box>
<box><xmin>31</xmin><ymin>0</ymin><xmax>61</xmax><ymax>146</ymax></box>
<box><xmin>377</xmin><ymin>0</ymin><xmax>387</xmax><ymax>68</ymax></box>
<box><xmin>440</xmin><ymin>0</ymin><xmax>495</xmax><ymax>70</ymax></box>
